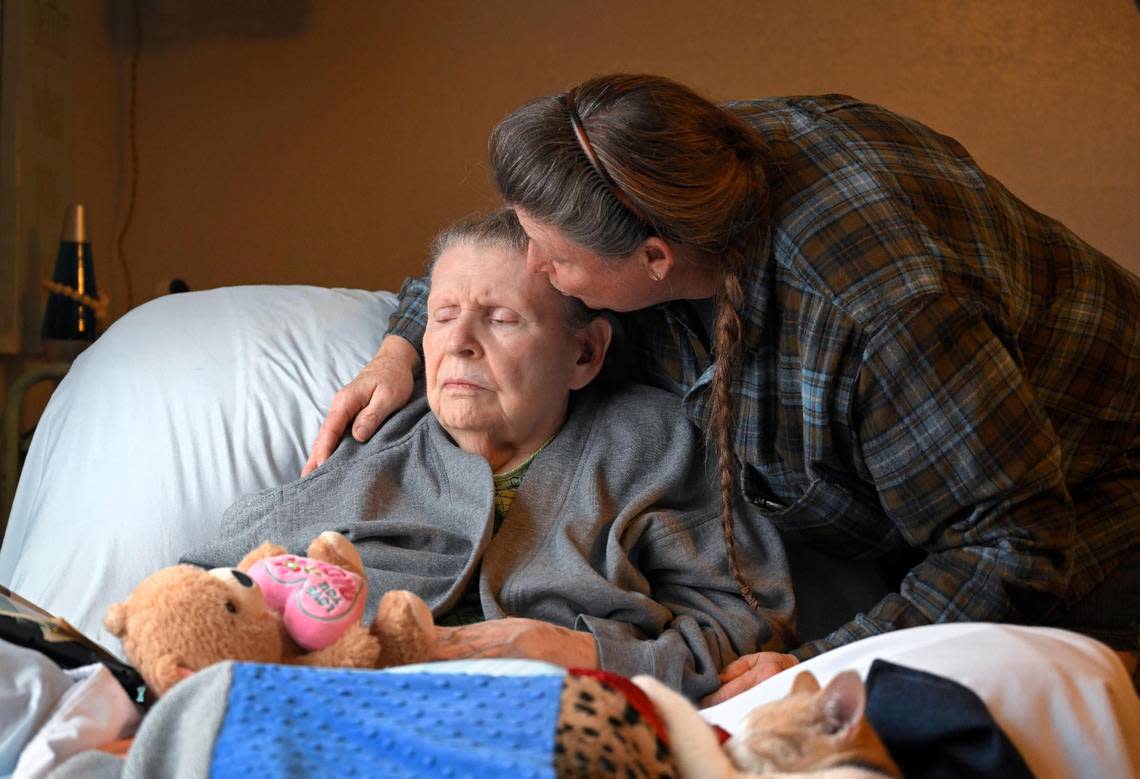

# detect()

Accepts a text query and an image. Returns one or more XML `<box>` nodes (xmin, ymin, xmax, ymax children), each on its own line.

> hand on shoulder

<box><xmin>302</xmin><ymin>335</ymin><xmax>419</xmax><ymax>475</ymax></box>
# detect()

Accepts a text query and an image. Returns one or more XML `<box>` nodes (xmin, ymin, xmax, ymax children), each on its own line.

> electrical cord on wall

<box><xmin>114</xmin><ymin>0</ymin><xmax>141</xmax><ymax>312</ymax></box>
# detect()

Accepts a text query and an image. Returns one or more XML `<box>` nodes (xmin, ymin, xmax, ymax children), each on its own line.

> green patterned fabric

<box><xmin>492</xmin><ymin>438</ymin><xmax>552</xmax><ymax>524</ymax></box>
<box><xmin>439</xmin><ymin>437</ymin><xmax>555</xmax><ymax>627</ymax></box>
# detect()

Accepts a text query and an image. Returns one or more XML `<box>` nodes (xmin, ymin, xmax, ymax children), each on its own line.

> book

<box><xmin>0</xmin><ymin>584</ymin><xmax>153</xmax><ymax>708</ymax></box>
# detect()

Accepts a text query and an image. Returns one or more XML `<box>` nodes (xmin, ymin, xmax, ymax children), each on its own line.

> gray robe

<box><xmin>184</xmin><ymin>383</ymin><xmax>793</xmax><ymax>698</ymax></box>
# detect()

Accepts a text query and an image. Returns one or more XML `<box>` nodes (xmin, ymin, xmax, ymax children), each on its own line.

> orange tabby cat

<box><xmin>634</xmin><ymin>670</ymin><xmax>901</xmax><ymax>778</ymax></box>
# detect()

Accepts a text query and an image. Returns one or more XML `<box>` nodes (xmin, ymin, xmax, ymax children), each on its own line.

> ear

<box><xmin>790</xmin><ymin>670</ymin><xmax>821</xmax><ymax>695</ymax></box>
<box><xmin>104</xmin><ymin>603</ymin><xmax>128</xmax><ymax>636</ymax></box>
<box><xmin>815</xmin><ymin>670</ymin><xmax>866</xmax><ymax>736</ymax></box>
<box><xmin>568</xmin><ymin>316</ymin><xmax>613</xmax><ymax>390</ymax></box>
<box><xmin>640</xmin><ymin>237</ymin><xmax>677</xmax><ymax>283</ymax></box>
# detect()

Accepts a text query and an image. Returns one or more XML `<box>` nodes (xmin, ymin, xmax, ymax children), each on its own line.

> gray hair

<box><xmin>426</xmin><ymin>208</ymin><xmax>595</xmax><ymax>330</ymax></box>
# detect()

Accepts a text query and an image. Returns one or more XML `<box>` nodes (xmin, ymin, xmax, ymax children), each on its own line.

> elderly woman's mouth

<box><xmin>442</xmin><ymin>379</ymin><xmax>487</xmax><ymax>391</ymax></box>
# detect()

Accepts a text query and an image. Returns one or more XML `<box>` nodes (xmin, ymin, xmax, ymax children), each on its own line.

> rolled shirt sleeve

<box><xmin>384</xmin><ymin>275</ymin><xmax>430</xmax><ymax>357</ymax></box>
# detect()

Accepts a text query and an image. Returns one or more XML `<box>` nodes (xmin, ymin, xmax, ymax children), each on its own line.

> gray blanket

<box><xmin>183</xmin><ymin>383</ymin><xmax>793</xmax><ymax>698</ymax></box>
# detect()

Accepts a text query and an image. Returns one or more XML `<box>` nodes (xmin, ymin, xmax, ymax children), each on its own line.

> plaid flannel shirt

<box><xmin>387</xmin><ymin>95</ymin><xmax>1140</xmax><ymax>658</ymax></box>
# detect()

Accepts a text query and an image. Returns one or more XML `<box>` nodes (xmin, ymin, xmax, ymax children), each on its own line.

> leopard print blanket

<box><xmin>554</xmin><ymin>670</ymin><xmax>678</xmax><ymax>778</ymax></box>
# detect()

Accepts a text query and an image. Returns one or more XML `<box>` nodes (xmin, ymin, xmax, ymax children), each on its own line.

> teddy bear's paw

<box><xmin>338</xmin><ymin>624</ymin><xmax>383</xmax><ymax>667</ymax></box>
<box><xmin>299</xmin><ymin>623</ymin><xmax>381</xmax><ymax>669</ymax></box>
<box><xmin>237</xmin><ymin>541</ymin><xmax>289</xmax><ymax>572</ymax></box>
<box><xmin>377</xmin><ymin>590</ymin><xmax>434</xmax><ymax>635</ymax></box>
<box><xmin>374</xmin><ymin>590</ymin><xmax>434</xmax><ymax>666</ymax></box>
<box><xmin>152</xmin><ymin>653</ymin><xmax>197</xmax><ymax>697</ymax></box>
<box><xmin>307</xmin><ymin>531</ymin><xmax>365</xmax><ymax>577</ymax></box>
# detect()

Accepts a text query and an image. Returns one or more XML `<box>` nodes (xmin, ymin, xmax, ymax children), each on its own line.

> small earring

<box><xmin>647</xmin><ymin>268</ymin><xmax>662</xmax><ymax>282</ymax></box>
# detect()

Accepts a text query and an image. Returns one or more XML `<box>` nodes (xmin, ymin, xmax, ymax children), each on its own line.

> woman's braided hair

<box><xmin>490</xmin><ymin>74</ymin><xmax>772</xmax><ymax>610</ymax></box>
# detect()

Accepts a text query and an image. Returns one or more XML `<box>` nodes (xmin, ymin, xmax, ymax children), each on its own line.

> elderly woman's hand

<box><xmin>431</xmin><ymin>618</ymin><xmax>599</xmax><ymax>669</ymax></box>
<box><xmin>302</xmin><ymin>335</ymin><xmax>419</xmax><ymax>476</ymax></box>
<box><xmin>698</xmin><ymin>651</ymin><xmax>799</xmax><ymax>708</ymax></box>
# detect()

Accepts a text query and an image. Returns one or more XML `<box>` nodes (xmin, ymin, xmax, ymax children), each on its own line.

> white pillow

<box><xmin>0</xmin><ymin>285</ymin><xmax>396</xmax><ymax>656</ymax></box>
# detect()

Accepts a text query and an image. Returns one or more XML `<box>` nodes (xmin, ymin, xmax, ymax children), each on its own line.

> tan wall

<box><xmin>73</xmin><ymin>0</ymin><xmax>1139</xmax><ymax>321</ymax></box>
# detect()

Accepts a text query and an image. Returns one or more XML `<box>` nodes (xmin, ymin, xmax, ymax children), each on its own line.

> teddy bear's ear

<box><xmin>104</xmin><ymin>603</ymin><xmax>128</xmax><ymax>636</ymax></box>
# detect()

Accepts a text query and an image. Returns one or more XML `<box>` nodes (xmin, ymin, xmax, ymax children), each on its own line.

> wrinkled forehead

<box><xmin>429</xmin><ymin>240</ymin><xmax>567</xmax><ymax>314</ymax></box>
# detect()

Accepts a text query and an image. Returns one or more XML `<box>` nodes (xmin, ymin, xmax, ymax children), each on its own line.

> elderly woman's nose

<box><xmin>445</xmin><ymin>315</ymin><xmax>481</xmax><ymax>356</ymax></box>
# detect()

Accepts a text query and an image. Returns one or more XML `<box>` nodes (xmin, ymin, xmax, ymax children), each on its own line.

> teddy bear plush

<box><xmin>105</xmin><ymin>531</ymin><xmax>435</xmax><ymax>697</ymax></box>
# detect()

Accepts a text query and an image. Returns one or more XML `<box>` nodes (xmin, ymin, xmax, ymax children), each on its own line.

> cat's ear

<box><xmin>815</xmin><ymin>670</ymin><xmax>867</xmax><ymax>736</ymax></box>
<box><xmin>790</xmin><ymin>670</ymin><xmax>821</xmax><ymax>694</ymax></box>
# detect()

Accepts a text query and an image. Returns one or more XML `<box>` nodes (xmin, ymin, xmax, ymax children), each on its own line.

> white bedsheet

<box><xmin>0</xmin><ymin>641</ymin><xmax>137</xmax><ymax>779</ymax></box>
<box><xmin>701</xmin><ymin>623</ymin><xmax>1140</xmax><ymax>779</ymax></box>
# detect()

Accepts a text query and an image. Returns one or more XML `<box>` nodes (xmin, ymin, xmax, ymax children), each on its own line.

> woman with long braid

<box><xmin>307</xmin><ymin>74</ymin><xmax>1139</xmax><ymax>704</ymax></box>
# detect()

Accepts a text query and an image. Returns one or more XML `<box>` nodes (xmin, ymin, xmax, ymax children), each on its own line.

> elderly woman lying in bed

<box><xmin>183</xmin><ymin>209</ymin><xmax>794</xmax><ymax>699</ymax></box>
